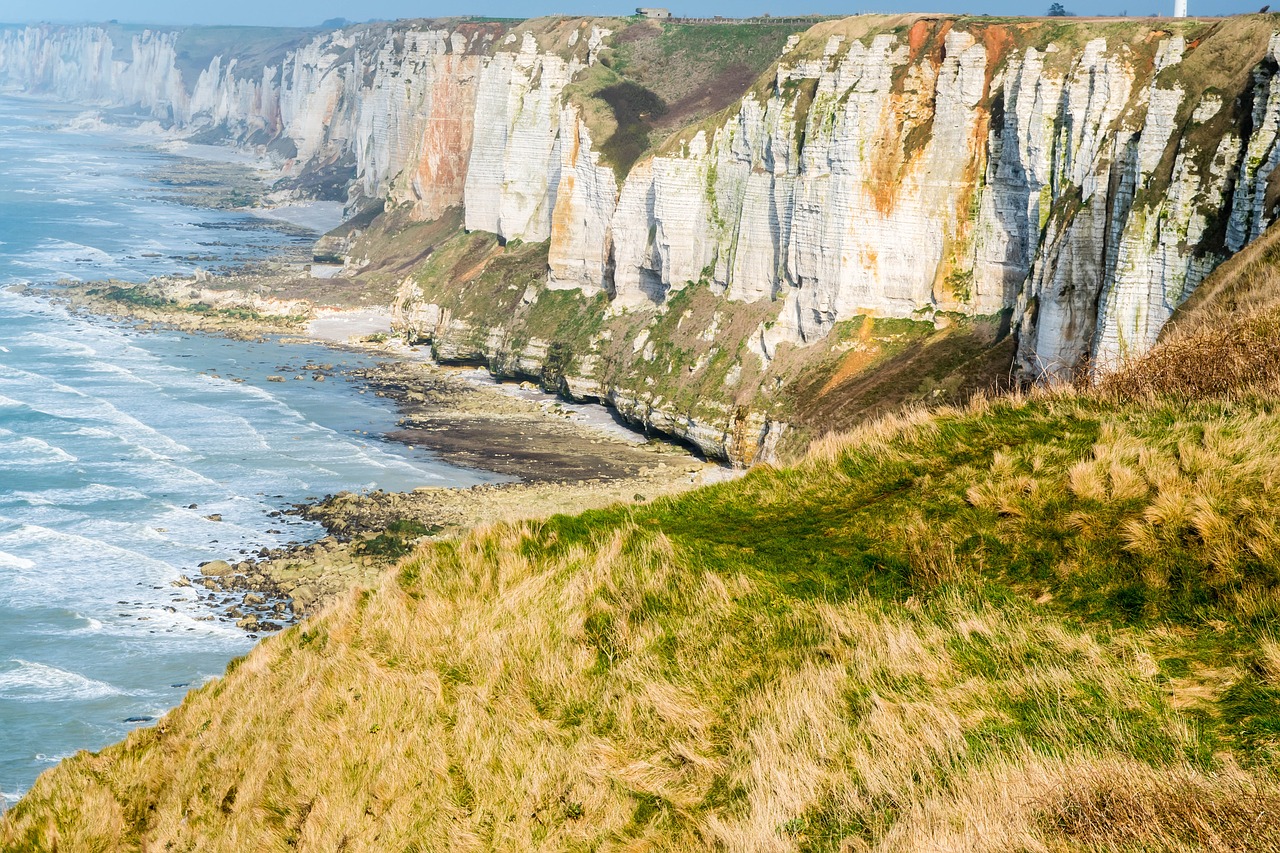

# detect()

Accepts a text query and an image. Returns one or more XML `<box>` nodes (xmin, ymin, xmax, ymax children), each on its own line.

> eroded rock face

<box><xmin>590</xmin><ymin>25</ymin><xmax>1280</xmax><ymax>376</ymax></box>
<box><xmin>546</xmin><ymin>114</ymin><xmax>618</xmax><ymax>295</ymax></box>
<box><xmin>464</xmin><ymin>32</ymin><xmax>575</xmax><ymax>240</ymax></box>
<box><xmin>5</xmin><ymin>17</ymin><xmax>1280</xmax><ymax>459</ymax></box>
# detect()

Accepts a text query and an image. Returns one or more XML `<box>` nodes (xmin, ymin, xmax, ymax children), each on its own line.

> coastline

<box><xmin>2</xmin><ymin>108</ymin><xmax>730</xmax><ymax>637</ymax></box>
<box><xmin>23</xmin><ymin>277</ymin><xmax>733</xmax><ymax>631</ymax></box>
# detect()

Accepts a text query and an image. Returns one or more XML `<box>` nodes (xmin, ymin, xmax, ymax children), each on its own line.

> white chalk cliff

<box><xmin>2</xmin><ymin>16</ymin><xmax>1277</xmax><ymax>458</ymax></box>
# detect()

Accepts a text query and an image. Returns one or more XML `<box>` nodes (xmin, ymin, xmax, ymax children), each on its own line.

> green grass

<box><xmin>542</xmin><ymin>388</ymin><xmax>1280</xmax><ymax>679</ymax></box>
<box><xmin>567</xmin><ymin>19</ymin><xmax>805</xmax><ymax>175</ymax></box>
<box><xmin>21</xmin><ymin>14</ymin><xmax>1280</xmax><ymax>845</ymax></box>
<box><xmin>623</xmin><ymin>22</ymin><xmax>801</xmax><ymax>74</ymax></box>
<box><xmin>353</xmin><ymin>519</ymin><xmax>440</xmax><ymax>561</ymax></box>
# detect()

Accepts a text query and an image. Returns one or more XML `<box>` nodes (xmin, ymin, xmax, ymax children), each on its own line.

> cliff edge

<box><xmin>4</xmin><ymin>15</ymin><xmax>1279</xmax><ymax>461</ymax></box>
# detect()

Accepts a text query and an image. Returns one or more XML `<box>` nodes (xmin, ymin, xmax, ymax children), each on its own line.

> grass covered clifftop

<box><xmin>9</xmin><ymin>367</ymin><xmax>1280</xmax><ymax>849</ymax></box>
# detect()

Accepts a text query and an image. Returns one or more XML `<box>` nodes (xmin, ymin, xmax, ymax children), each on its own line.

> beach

<box><xmin>32</xmin><ymin>276</ymin><xmax>732</xmax><ymax>625</ymax></box>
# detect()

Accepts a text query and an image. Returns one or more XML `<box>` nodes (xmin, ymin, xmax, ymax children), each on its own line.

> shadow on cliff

<box><xmin>787</xmin><ymin>314</ymin><xmax>1018</xmax><ymax>440</ymax></box>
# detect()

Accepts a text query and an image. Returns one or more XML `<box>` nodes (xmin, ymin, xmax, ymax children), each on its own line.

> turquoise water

<box><xmin>0</xmin><ymin>97</ymin><xmax>502</xmax><ymax>801</ymax></box>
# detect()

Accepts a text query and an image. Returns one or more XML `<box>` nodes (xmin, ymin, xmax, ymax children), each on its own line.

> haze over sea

<box><xmin>0</xmin><ymin>96</ymin><xmax>499</xmax><ymax>801</ymax></box>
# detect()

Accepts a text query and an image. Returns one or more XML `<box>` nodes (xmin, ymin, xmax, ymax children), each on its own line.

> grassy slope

<box><xmin>12</xmin><ymin>17</ymin><xmax>1280</xmax><ymax>849</ymax></box>
<box><xmin>8</xmin><ymin>373</ymin><xmax>1280</xmax><ymax>849</ymax></box>
<box><xmin>569</xmin><ymin>20</ymin><xmax>807</xmax><ymax>178</ymax></box>
<box><xmin>1167</xmin><ymin>217</ymin><xmax>1280</xmax><ymax>340</ymax></box>
<box><xmin>1097</xmin><ymin>218</ymin><xmax>1280</xmax><ymax>400</ymax></box>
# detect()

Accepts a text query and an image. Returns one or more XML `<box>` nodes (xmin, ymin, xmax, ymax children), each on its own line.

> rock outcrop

<box><xmin>4</xmin><ymin>15</ymin><xmax>1279</xmax><ymax>460</ymax></box>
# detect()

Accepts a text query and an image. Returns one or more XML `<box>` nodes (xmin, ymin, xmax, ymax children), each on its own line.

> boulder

<box><xmin>199</xmin><ymin>560</ymin><xmax>234</xmax><ymax>577</ymax></box>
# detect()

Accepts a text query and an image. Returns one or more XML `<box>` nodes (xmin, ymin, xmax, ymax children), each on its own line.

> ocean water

<box><xmin>0</xmin><ymin>97</ymin><xmax>503</xmax><ymax>801</ymax></box>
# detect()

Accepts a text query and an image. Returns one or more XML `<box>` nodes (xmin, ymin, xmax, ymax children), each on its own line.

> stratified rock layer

<box><xmin>4</xmin><ymin>15</ymin><xmax>1279</xmax><ymax>459</ymax></box>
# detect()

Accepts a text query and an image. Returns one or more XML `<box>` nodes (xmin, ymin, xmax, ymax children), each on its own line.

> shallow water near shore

<box><xmin>0</xmin><ymin>98</ymin><xmax>503</xmax><ymax>801</ymax></box>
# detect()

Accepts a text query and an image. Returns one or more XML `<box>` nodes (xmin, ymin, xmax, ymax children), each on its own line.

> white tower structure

<box><xmin>1174</xmin><ymin>0</ymin><xmax>1187</xmax><ymax>16</ymax></box>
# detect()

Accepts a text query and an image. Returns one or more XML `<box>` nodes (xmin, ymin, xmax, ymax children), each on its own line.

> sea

<box><xmin>0</xmin><ymin>96</ymin><xmax>503</xmax><ymax>803</ymax></box>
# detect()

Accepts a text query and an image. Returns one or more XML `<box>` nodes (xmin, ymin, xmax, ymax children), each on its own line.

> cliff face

<box><xmin>3</xmin><ymin>16</ymin><xmax>1279</xmax><ymax>461</ymax></box>
<box><xmin>593</xmin><ymin>19</ymin><xmax>1280</xmax><ymax>378</ymax></box>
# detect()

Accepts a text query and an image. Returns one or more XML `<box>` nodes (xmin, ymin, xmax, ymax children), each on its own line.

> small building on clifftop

<box><xmin>637</xmin><ymin>7</ymin><xmax>673</xmax><ymax>18</ymax></box>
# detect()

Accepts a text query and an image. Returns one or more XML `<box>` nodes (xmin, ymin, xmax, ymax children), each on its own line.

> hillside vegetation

<box><xmin>8</xmin><ymin>327</ymin><xmax>1280</xmax><ymax>849</ymax></box>
<box><xmin>567</xmin><ymin>19</ymin><xmax>808</xmax><ymax>177</ymax></box>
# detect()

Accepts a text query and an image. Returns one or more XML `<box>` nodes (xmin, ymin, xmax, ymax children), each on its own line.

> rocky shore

<box><xmin>185</xmin><ymin>449</ymin><xmax>722</xmax><ymax>636</ymax></box>
<box><xmin>30</xmin><ymin>276</ymin><xmax>731</xmax><ymax>636</ymax></box>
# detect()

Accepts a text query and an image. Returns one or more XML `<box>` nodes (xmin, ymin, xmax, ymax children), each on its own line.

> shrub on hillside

<box><xmin>1097</xmin><ymin>309</ymin><xmax>1280</xmax><ymax>403</ymax></box>
<box><xmin>353</xmin><ymin>518</ymin><xmax>436</xmax><ymax>561</ymax></box>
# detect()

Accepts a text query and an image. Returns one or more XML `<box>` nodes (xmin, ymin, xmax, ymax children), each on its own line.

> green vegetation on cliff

<box><xmin>8</xmin><ymin>323</ymin><xmax>1280</xmax><ymax>849</ymax></box>
<box><xmin>568</xmin><ymin>19</ymin><xmax>808</xmax><ymax>177</ymax></box>
<box><xmin>393</xmin><ymin>212</ymin><xmax>1012</xmax><ymax>460</ymax></box>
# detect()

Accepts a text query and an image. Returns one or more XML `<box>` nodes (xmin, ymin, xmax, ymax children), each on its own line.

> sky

<box><xmin>0</xmin><ymin>0</ymin><xmax>1263</xmax><ymax>27</ymax></box>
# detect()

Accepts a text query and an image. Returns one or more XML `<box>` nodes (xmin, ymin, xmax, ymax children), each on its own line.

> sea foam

<box><xmin>0</xmin><ymin>660</ymin><xmax>125</xmax><ymax>702</ymax></box>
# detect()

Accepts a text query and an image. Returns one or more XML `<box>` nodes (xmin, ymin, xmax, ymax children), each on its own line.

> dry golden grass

<box><xmin>803</xmin><ymin>403</ymin><xmax>942</xmax><ymax>466</ymax></box>
<box><xmin>1095</xmin><ymin>308</ymin><xmax>1280</xmax><ymax>403</ymax></box>
<box><xmin>875</xmin><ymin>755</ymin><xmax>1280</xmax><ymax>853</ymax></box>
<box><xmin>1037</xmin><ymin>759</ymin><xmax>1280</xmax><ymax>853</ymax></box>
<box><xmin>6</xmin><ymin>502</ymin><xmax>1264</xmax><ymax>851</ymax></box>
<box><xmin>1169</xmin><ymin>214</ymin><xmax>1280</xmax><ymax>338</ymax></box>
<box><xmin>1098</xmin><ymin>215</ymin><xmax>1280</xmax><ymax>404</ymax></box>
